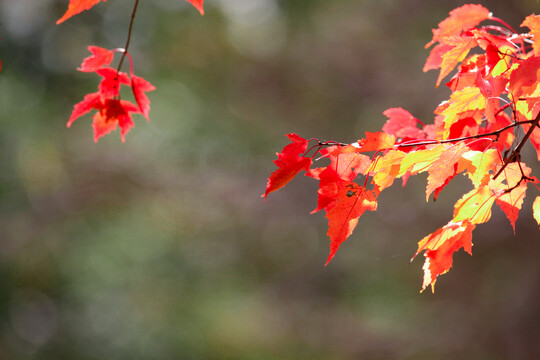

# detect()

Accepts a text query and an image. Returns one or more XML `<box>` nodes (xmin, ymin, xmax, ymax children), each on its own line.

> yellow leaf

<box><xmin>453</xmin><ymin>186</ymin><xmax>495</xmax><ymax>224</ymax></box>
<box><xmin>533</xmin><ymin>196</ymin><xmax>540</xmax><ymax>227</ymax></box>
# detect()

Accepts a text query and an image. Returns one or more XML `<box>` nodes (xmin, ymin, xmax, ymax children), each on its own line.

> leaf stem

<box><xmin>117</xmin><ymin>0</ymin><xmax>140</xmax><ymax>74</ymax></box>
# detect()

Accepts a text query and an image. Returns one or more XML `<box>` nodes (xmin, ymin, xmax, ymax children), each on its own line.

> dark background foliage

<box><xmin>0</xmin><ymin>0</ymin><xmax>539</xmax><ymax>359</ymax></box>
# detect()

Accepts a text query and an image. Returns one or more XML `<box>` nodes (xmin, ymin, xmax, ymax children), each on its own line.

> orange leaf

<box><xmin>426</xmin><ymin>4</ymin><xmax>491</xmax><ymax>48</ymax></box>
<box><xmin>263</xmin><ymin>134</ymin><xmax>312</xmax><ymax>199</ymax></box>
<box><xmin>414</xmin><ymin>220</ymin><xmax>475</xmax><ymax>292</ymax></box>
<box><xmin>325</xmin><ymin>184</ymin><xmax>377</xmax><ymax>264</ymax></box>
<box><xmin>57</xmin><ymin>0</ymin><xmax>107</xmax><ymax>24</ymax></box>
<box><xmin>521</xmin><ymin>15</ymin><xmax>540</xmax><ymax>56</ymax></box>
<box><xmin>355</xmin><ymin>132</ymin><xmax>395</xmax><ymax>153</ymax></box>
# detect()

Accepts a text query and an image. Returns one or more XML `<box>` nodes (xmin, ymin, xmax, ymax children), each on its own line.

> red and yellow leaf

<box><xmin>435</xmin><ymin>35</ymin><xmax>478</xmax><ymax>87</ymax></box>
<box><xmin>414</xmin><ymin>220</ymin><xmax>475</xmax><ymax>292</ymax></box>
<box><xmin>489</xmin><ymin>163</ymin><xmax>532</xmax><ymax>231</ymax></box>
<box><xmin>437</xmin><ymin>86</ymin><xmax>485</xmax><ymax>138</ymax></box>
<box><xmin>423</xmin><ymin>43</ymin><xmax>454</xmax><ymax>72</ymax></box>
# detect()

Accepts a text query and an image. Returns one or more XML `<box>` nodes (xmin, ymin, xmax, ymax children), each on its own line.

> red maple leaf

<box><xmin>66</xmin><ymin>47</ymin><xmax>155</xmax><ymax>141</ymax></box>
<box><xmin>78</xmin><ymin>46</ymin><xmax>114</xmax><ymax>72</ymax></box>
<box><xmin>325</xmin><ymin>182</ymin><xmax>377</xmax><ymax>264</ymax></box>
<box><xmin>57</xmin><ymin>0</ymin><xmax>203</xmax><ymax>25</ymax></box>
<box><xmin>263</xmin><ymin>134</ymin><xmax>312</xmax><ymax>199</ymax></box>
<box><xmin>131</xmin><ymin>75</ymin><xmax>157</xmax><ymax>120</ymax></box>
<box><xmin>67</xmin><ymin>93</ymin><xmax>140</xmax><ymax>142</ymax></box>
<box><xmin>57</xmin><ymin>0</ymin><xmax>107</xmax><ymax>25</ymax></box>
<box><xmin>426</xmin><ymin>4</ymin><xmax>491</xmax><ymax>48</ymax></box>
<box><xmin>186</xmin><ymin>0</ymin><xmax>204</xmax><ymax>15</ymax></box>
<box><xmin>382</xmin><ymin>108</ymin><xmax>425</xmax><ymax>140</ymax></box>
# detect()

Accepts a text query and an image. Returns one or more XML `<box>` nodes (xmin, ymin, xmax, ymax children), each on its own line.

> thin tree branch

<box><xmin>117</xmin><ymin>0</ymin><xmax>140</xmax><ymax>74</ymax></box>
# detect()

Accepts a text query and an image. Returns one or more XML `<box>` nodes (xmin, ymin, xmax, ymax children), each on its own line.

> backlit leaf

<box><xmin>533</xmin><ymin>196</ymin><xmax>540</xmax><ymax>227</ymax></box>
<box><xmin>453</xmin><ymin>186</ymin><xmax>495</xmax><ymax>225</ymax></box>
<box><xmin>186</xmin><ymin>0</ymin><xmax>204</xmax><ymax>15</ymax></box>
<box><xmin>522</xmin><ymin>15</ymin><xmax>540</xmax><ymax>56</ymax></box>
<box><xmin>426</xmin><ymin>4</ymin><xmax>491</xmax><ymax>47</ymax></box>
<box><xmin>57</xmin><ymin>0</ymin><xmax>107</xmax><ymax>24</ymax></box>
<box><xmin>325</xmin><ymin>183</ymin><xmax>377</xmax><ymax>264</ymax></box>
<box><xmin>414</xmin><ymin>220</ymin><xmax>475</xmax><ymax>292</ymax></box>
<box><xmin>435</xmin><ymin>35</ymin><xmax>478</xmax><ymax>87</ymax></box>
<box><xmin>264</xmin><ymin>134</ymin><xmax>312</xmax><ymax>199</ymax></box>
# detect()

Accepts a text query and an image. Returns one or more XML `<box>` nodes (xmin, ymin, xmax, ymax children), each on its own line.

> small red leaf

<box><xmin>78</xmin><ymin>46</ymin><xmax>114</xmax><ymax>72</ymax></box>
<box><xmin>96</xmin><ymin>67</ymin><xmax>131</xmax><ymax>100</ymax></box>
<box><xmin>57</xmin><ymin>0</ymin><xmax>107</xmax><ymax>25</ymax></box>
<box><xmin>92</xmin><ymin>99</ymin><xmax>139</xmax><ymax>142</ymax></box>
<box><xmin>382</xmin><ymin>108</ymin><xmax>425</xmax><ymax>140</ymax></box>
<box><xmin>131</xmin><ymin>75</ymin><xmax>156</xmax><ymax>120</ymax></box>
<box><xmin>264</xmin><ymin>134</ymin><xmax>312</xmax><ymax>199</ymax></box>
<box><xmin>67</xmin><ymin>92</ymin><xmax>101</xmax><ymax>127</ymax></box>
<box><xmin>186</xmin><ymin>0</ymin><xmax>204</xmax><ymax>15</ymax></box>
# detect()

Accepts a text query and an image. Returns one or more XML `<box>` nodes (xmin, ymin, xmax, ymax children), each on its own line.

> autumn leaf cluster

<box><xmin>264</xmin><ymin>4</ymin><xmax>540</xmax><ymax>292</ymax></box>
<box><xmin>56</xmin><ymin>0</ymin><xmax>204</xmax><ymax>141</ymax></box>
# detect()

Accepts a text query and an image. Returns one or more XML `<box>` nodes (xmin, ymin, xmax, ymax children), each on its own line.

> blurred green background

<box><xmin>1</xmin><ymin>0</ymin><xmax>539</xmax><ymax>359</ymax></box>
